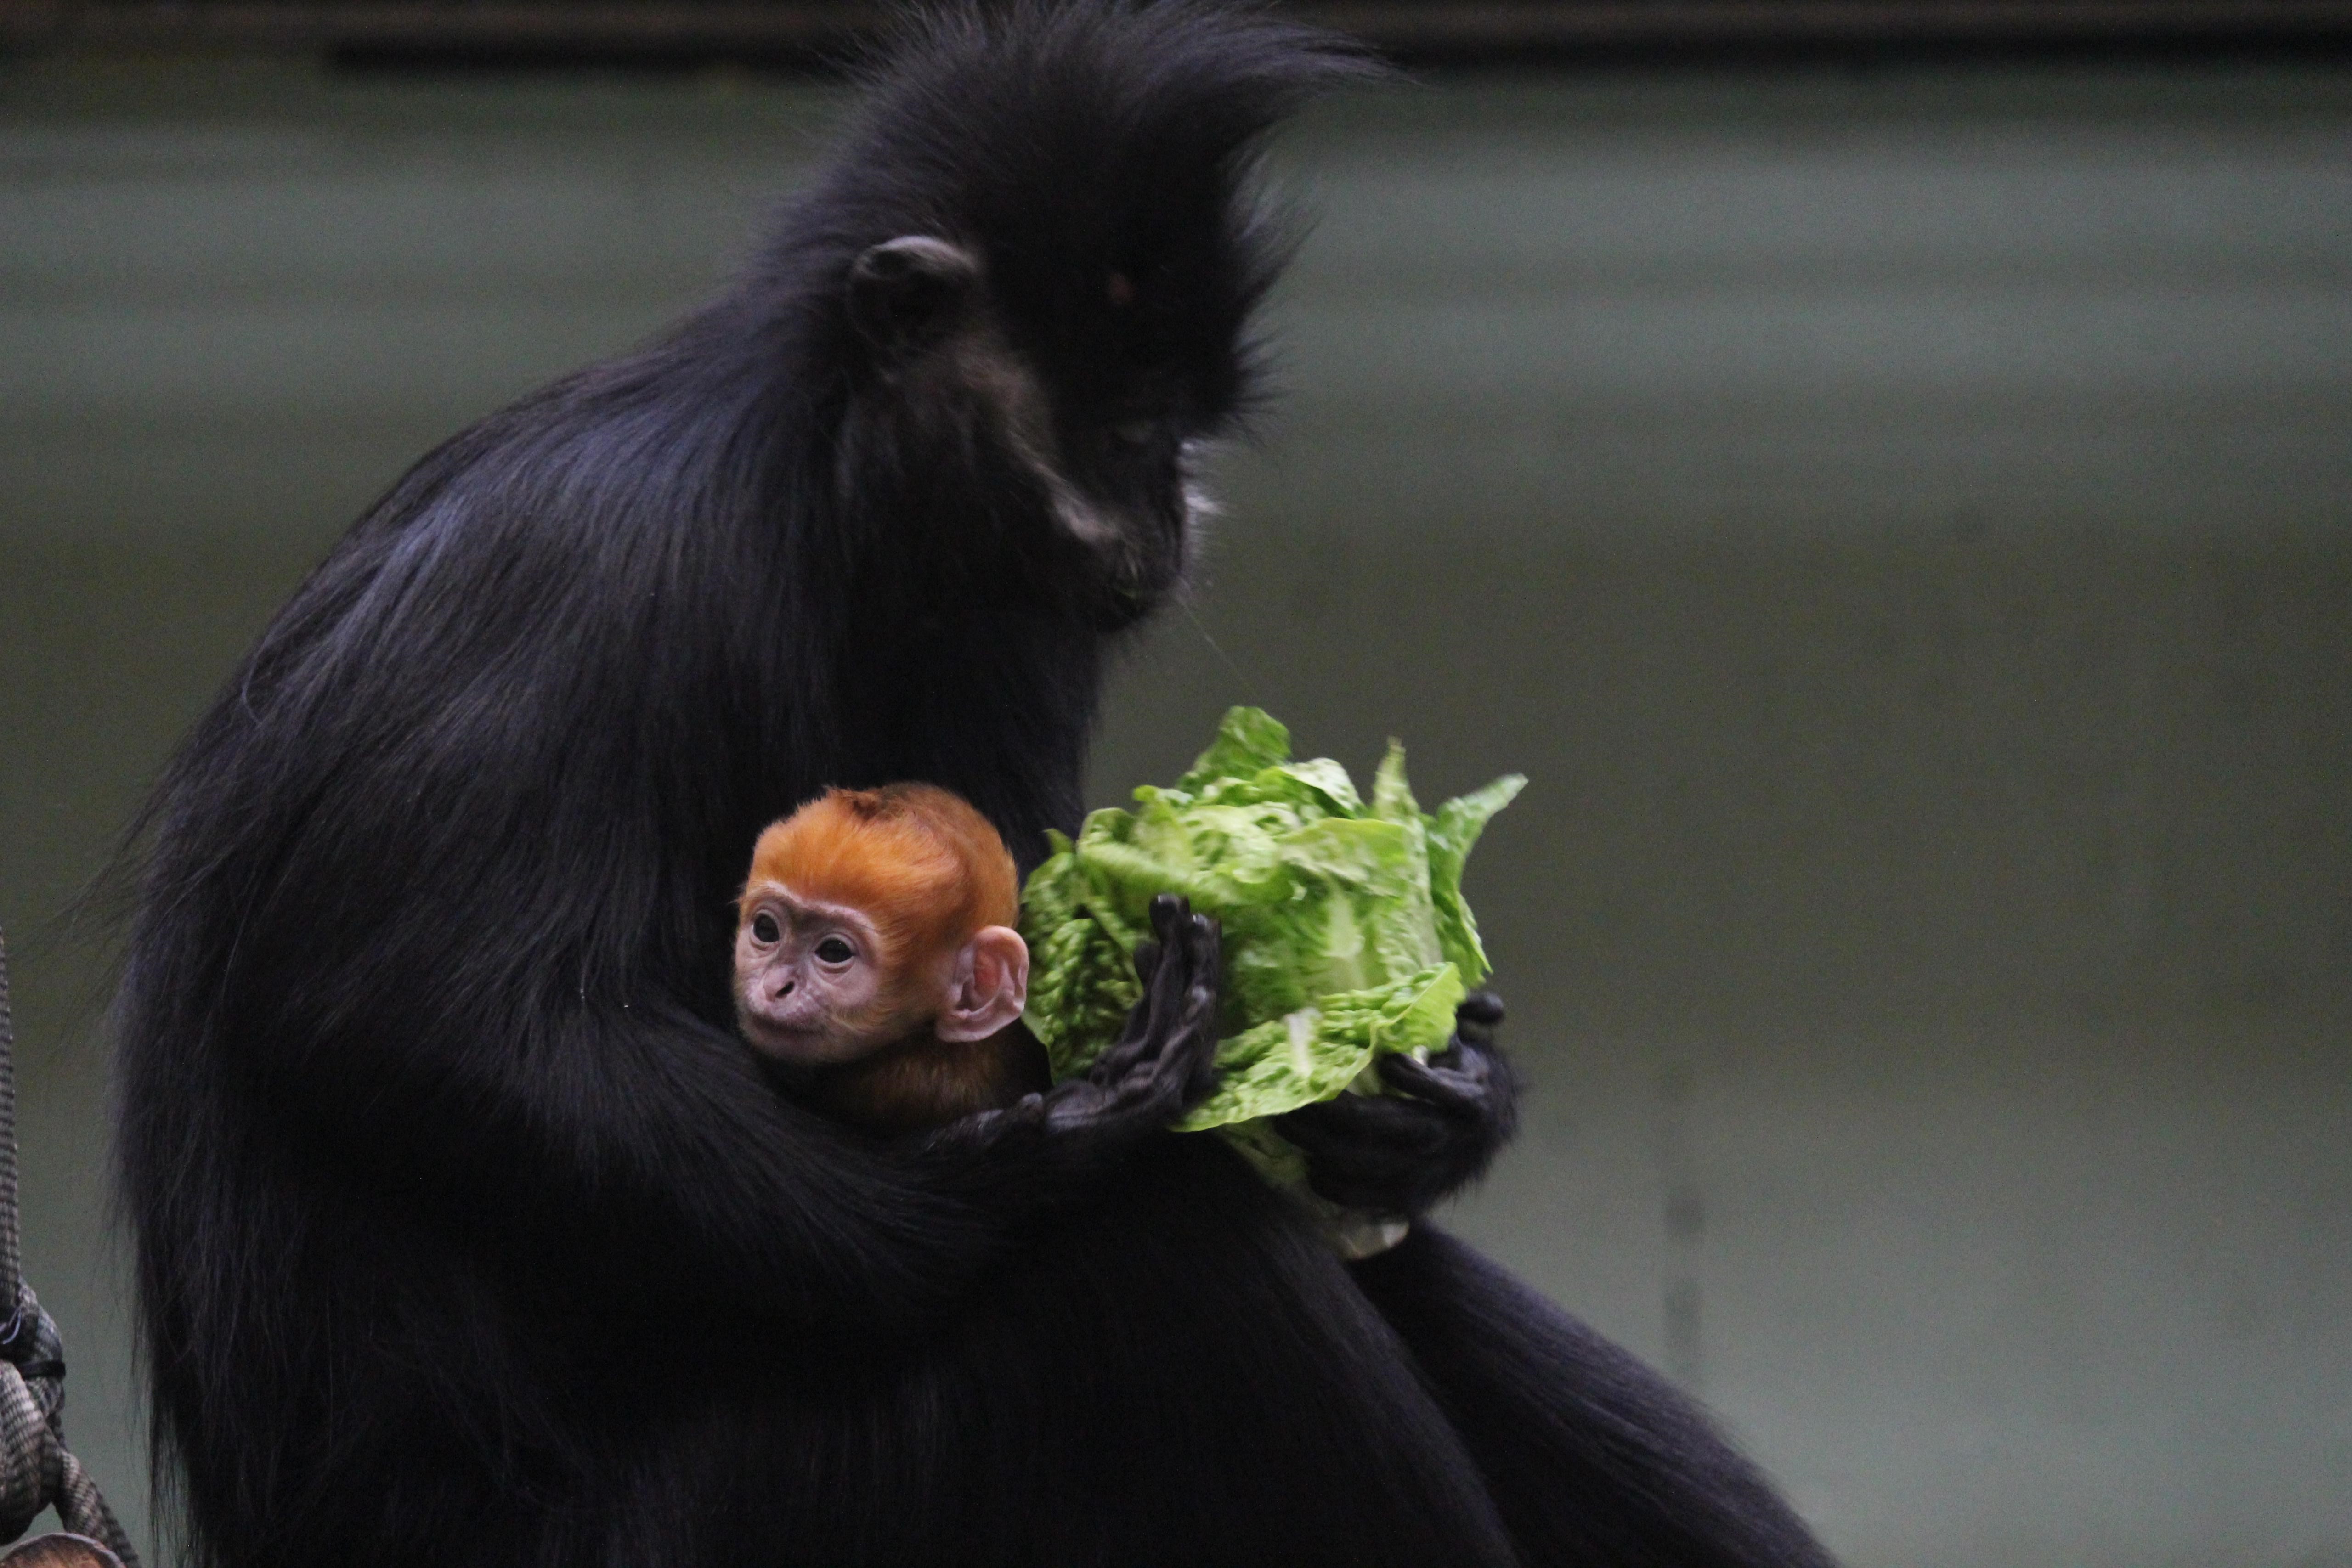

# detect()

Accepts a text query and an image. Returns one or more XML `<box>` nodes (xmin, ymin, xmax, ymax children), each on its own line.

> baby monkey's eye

<box><xmin>751</xmin><ymin>912</ymin><xmax>781</xmax><ymax>944</ymax></box>
<box><xmin>814</xmin><ymin>936</ymin><xmax>855</xmax><ymax>964</ymax></box>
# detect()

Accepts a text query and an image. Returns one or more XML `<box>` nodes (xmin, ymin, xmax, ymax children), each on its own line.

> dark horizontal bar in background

<box><xmin>5</xmin><ymin>0</ymin><xmax>2352</xmax><ymax>69</ymax></box>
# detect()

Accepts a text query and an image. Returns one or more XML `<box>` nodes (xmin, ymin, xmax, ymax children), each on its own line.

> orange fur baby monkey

<box><xmin>735</xmin><ymin>784</ymin><xmax>1051</xmax><ymax>1133</ymax></box>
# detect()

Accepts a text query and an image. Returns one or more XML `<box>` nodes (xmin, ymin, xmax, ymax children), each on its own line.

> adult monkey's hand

<box><xmin>931</xmin><ymin>894</ymin><xmax>1222</xmax><ymax>1154</ymax></box>
<box><xmin>1273</xmin><ymin>992</ymin><xmax>1519</xmax><ymax>1217</ymax></box>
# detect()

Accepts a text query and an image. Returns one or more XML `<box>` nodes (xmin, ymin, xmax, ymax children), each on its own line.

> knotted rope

<box><xmin>0</xmin><ymin>931</ymin><xmax>139</xmax><ymax>1568</ymax></box>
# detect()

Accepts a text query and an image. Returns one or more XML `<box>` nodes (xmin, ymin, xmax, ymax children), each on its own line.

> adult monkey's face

<box><xmin>841</xmin><ymin>217</ymin><xmax>1253</xmax><ymax>631</ymax></box>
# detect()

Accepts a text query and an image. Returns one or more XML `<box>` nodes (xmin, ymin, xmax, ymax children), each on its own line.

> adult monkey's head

<box><xmin>808</xmin><ymin>1</ymin><xmax>1380</xmax><ymax>630</ymax></box>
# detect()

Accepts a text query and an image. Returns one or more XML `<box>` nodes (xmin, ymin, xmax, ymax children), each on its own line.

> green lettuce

<box><xmin>1020</xmin><ymin>707</ymin><xmax>1522</xmax><ymax>1132</ymax></box>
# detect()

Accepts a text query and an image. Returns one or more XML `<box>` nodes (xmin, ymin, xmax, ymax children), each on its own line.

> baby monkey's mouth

<box><xmin>734</xmin><ymin>1006</ymin><xmax>825</xmax><ymax>1061</ymax></box>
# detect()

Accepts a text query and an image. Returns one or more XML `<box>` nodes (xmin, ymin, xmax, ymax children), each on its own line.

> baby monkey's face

<box><xmin>733</xmin><ymin>885</ymin><xmax>938</xmax><ymax>1065</ymax></box>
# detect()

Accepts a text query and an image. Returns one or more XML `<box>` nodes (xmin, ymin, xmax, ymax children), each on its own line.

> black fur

<box><xmin>116</xmin><ymin>6</ymin><xmax>1836</xmax><ymax>1565</ymax></box>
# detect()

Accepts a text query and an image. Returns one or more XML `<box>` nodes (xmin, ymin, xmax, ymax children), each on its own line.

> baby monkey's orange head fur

<box><xmin>734</xmin><ymin>784</ymin><xmax>1027</xmax><ymax>1068</ymax></box>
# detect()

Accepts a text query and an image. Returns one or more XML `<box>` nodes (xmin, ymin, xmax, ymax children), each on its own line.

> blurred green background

<box><xmin>3</xmin><ymin>52</ymin><xmax>2350</xmax><ymax>1568</ymax></box>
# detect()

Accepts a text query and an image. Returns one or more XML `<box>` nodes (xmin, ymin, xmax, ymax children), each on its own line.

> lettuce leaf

<box><xmin>1020</xmin><ymin>707</ymin><xmax>1521</xmax><ymax>1132</ymax></box>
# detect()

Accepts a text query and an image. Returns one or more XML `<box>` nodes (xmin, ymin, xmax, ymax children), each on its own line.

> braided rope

<box><xmin>0</xmin><ymin>933</ymin><xmax>139</xmax><ymax>1568</ymax></box>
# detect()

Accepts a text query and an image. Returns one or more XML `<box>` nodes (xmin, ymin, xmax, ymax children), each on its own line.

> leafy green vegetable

<box><xmin>1020</xmin><ymin>707</ymin><xmax>1522</xmax><ymax>1132</ymax></box>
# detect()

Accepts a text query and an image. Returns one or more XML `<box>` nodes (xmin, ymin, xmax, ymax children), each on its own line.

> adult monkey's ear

<box><xmin>847</xmin><ymin>235</ymin><xmax>980</xmax><ymax>355</ymax></box>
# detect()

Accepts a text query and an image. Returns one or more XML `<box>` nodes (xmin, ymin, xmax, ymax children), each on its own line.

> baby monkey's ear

<box><xmin>935</xmin><ymin>926</ymin><xmax>1029</xmax><ymax>1043</ymax></box>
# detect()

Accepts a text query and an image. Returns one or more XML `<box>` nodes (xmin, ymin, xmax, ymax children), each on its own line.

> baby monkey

<box><xmin>735</xmin><ymin>784</ymin><xmax>1052</xmax><ymax>1134</ymax></box>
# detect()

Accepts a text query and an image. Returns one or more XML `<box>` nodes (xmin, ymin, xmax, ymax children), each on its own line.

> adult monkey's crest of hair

<box><xmin>798</xmin><ymin>0</ymin><xmax>1386</xmax><ymax>431</ymax></box>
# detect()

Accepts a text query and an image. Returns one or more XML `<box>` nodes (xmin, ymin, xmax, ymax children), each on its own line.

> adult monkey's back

<box><xmin>117</xmin><ymin>5</ymin><xmax>1835</xmax><ymax>1565</ymax></box>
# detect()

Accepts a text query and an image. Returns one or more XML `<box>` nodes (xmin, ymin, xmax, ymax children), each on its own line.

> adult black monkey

<box><xmin>118</xmin><ymin>5</ymin><xmax>1835</xmax><ymax>1566</ymax></box>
